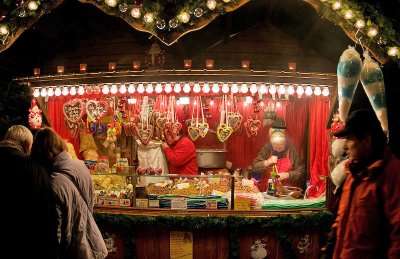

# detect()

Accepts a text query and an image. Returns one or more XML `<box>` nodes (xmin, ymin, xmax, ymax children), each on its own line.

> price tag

<box><xmin>242</xmin><ymin>179</ymin><xmax>254</xmax><ymax>187</ymax></box>
<box><xmin>136</xmin><ymin>198</ymin><xmax>149</xmax><ymax>208</ymax></box>
<box><xmin>149</xmin><ymin>199</ymin><xmax>160</xmax><ymax>208</ymax></box>
<box><xmin>171</xmin><ymin>198</ymin><xmax>187</xmax><ymax>210</ymax></box>
<box><xmin>210</xmin><ymin>178</ymin><xmax>221</xmax><ymax>184</ymax></box>
<box><xmin>206</xmin><ymin>200</ymin><xmax>218</xmax><ymax>209</ymax></box>
<box><xmin>119</xmin><ymin>198</ymin><xmax>132</xmax><ymax>207</ymax></box>
<box><xmin>234</xmin><ymin>198</ymin><xmax>251</xmax><ymax>210</ymax></box>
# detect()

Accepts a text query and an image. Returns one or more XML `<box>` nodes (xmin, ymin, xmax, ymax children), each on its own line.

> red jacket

<box><xmin>333</xmin><ymin>148</ymin><xmax>400</xmax><ymax>259</ymax></box>
<box><xmin>163</xmin><ymin>136</ymin><xmax>198</xmax><ymax>175</ymax></box>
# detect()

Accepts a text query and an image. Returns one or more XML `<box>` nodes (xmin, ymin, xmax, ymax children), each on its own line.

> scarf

<box><xmin>0</xmin><ymin>139</ymin><xmax>25</xmax><ymax>153</ymax></box>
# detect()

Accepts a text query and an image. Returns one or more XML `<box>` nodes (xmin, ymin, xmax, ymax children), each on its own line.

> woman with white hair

<box><xmin>252</xmin><ymin>119</ymin><xmax>305</xmax><ymax>192</ymax></box>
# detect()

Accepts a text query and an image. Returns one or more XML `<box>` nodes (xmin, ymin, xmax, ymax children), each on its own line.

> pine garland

<box><xmin>94</xmin><ymin>210</ymin><xmax>334</xmax><ymax>258</ymax></box>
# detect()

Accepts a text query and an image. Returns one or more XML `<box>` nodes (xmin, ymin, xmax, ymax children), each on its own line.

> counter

<box><xmin>94</xmin><ymin>207</ymin><xmax>333</xmax><ymax>259</ymax></box>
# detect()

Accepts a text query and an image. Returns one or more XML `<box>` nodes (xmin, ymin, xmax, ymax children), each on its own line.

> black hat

<box><xmin>271</xmin><ymin>117</ymin><xmax>286</xmax><ymax>129</ymax></box>
<box><xmin>333</xmin><ymin>109</ymin><xmax>384</xmax><ymax>138</ymax></box>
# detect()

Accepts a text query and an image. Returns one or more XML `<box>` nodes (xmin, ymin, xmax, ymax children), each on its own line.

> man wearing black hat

<box><xmin>328</xmin><ymin>109</ymin><xmax>400</xmax><ymax>258</ymax></box>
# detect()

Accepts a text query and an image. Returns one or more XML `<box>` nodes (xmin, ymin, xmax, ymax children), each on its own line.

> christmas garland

<box><xmin>94</xmin><ymin>210</ymin><xmax>334</xmax><ymax>259</ymax></box>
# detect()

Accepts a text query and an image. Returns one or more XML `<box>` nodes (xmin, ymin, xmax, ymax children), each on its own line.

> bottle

<box><xmin>271</xmin><ymin>164</ymin><xmax>277</xmax><ymax>180</ymax></box>
<box><xmin>267</xmin><ymin>179</ymin><xmax>275</xmax><ymax>196</ymax></box>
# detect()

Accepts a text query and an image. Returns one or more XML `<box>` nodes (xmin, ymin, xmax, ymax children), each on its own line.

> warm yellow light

<box><xmin>144</xmin><ymin>13</ymin><xmax>154</xmax><ymax>23</ymax></box>
<box><xmin>355</xmin><ymin>19</ymin><xmax>365</xmax><ymax>29</ymax></box>
<box><xmin>367</xmin><ymin>27</ymin><xmax>378</xmax><ymax>37</ymax></box>
<box><xmin>179</xmin><ymin>11</ymin><xmax>190</xmax><ymax>23</ymax></box>
<box><xmin>387</xmin><ymin>47</ymin><xmax>399</xmax><ymax>57</ymax></box>
<box><xmin>131</xmin><ymin>7</ymin><xmax>141</xmax><ymax>18</ymax></box>
<box><xmin>207</xmin><ymin>0</ymin><xmax>217</xmax><ymax>10</ymax></box>
<box><xmin>27</xmin><ymin>1</ymin><xmax>38</xmax><ymax>11</ymax></box>
<box><xmin>344</xmin><ymin>10</ymin><xmax>353</xmax><ymax>20</ymax></box>
<box><xmin>0</xmin><ymin>25</ymin><xmax>9</xmax><ymax>35</ymax></box>
<box><xmin>105</xmin><ymin>0</ymin><xmax>117</xmax><ymax>7</ymax></box>
<box><xmin>332</xmin><ymin>2</ymin><xmax>341</xmax><ymax>10</ymax></box>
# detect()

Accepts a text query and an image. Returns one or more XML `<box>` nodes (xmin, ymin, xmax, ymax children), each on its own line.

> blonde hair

<box><xmin>5</xmin><ymin>125</ymin><xmax>33</xmax><ymax>148</ymax></box>
<box><xmin>269</xmin><ymin>128</ymin><xmax>286</xmax><ymax>145</ymax></box>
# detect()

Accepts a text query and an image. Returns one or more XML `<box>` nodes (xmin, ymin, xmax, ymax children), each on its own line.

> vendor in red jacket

<box><xmin>252</xmin><ymin>118</ymin><xmax>305</xmax><ymax>192</ymax></box>
<box><xmin>161</xmin><ymin>130</ymin><xmax>199</xmax><ymax>175</ymax></box>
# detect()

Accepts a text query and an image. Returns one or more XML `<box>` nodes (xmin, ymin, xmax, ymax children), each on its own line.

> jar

<box><xmin>95</xmin><ymin>156</ymin><xmax>110</xmax><ymax>174</ymax></box>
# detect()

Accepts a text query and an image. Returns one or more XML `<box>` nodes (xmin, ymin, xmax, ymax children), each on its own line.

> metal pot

<box><xmin>196</xmin><ymin>149</ymin><xmax>227</xmax><ymax>168</ymax></box>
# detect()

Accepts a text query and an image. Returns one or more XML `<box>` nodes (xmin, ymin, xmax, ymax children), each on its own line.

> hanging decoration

<box><xmin>187</xmin><ymin>96</ymin><xmax>201</xmax><ymax>142</ymax></box>
<box><xmin>134</xmin><ymin>96</ymin><xmax>154</xmax><ymax>146</ymax></box>
<box><xmin>360</xmin><ymin>51</ymin><xmax>388</xmax><ymax>134</ymax></box>
<box><xmin>216</xmin><ymin>95</ymin><xmax>233</xmax><ymax>142</ymax></box>
<box><xmin>262</xmin><ymin>101</ymin><xmax>276</xmax><ymax>127</ymax></box>
<box><xmin>198</xmin><ymin>99</ymin><xmax>209</xmax><ymax>138</ymax></box>
<box><xmin>337</xmin><ymin>46</ymin><xmax>362</xmax><ymax>122</ymax></box>
<box><xmin>28</xmin><ymin>99</ymin><xmax>42</xmax><ymax>129</ymax></box>
<box><xmin>63</xmin><ymin>98</ymin><xmax>85</xmax><ymax>138</ymax></box>
<box><xmin>244</xmin><ymin>117</ymin><xmax>261</xmax><ymax>138</ymax></box>
<box><xmin>227</xmin><ymin>96</ymin><xmax>243</xmax><ymax>133</ymax></box>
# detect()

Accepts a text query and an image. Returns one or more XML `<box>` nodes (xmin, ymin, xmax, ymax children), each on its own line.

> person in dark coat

<box><xmin>0</xmin><ymin>125</ymin><xmax>58</xmax><ymax>258</ymax></box>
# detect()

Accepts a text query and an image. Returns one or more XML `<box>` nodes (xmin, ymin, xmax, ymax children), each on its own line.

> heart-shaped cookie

<box><xmin>63</xmin><ymin>99</ymin><xmax>85</xmax><ymax>123</ymax></box>
<box><xmin>64</xmin><ymin>118</ymin><xmax>79</xmax><ymax>138</ymax></box>
<box><xmin>198</xmin><ymin>122</ymin><xmax>209</xmax><ymax>138</ymax></box>
<box><xmin>163</xmin><ymin>122</ymin><xmax>175</xmax><ymax>145</ymax></box>
<box><xmin>188</xmin><ymin>126</ymin><xmax>200</xmax><ymax>141</ymax></box>
<box><xmin>86</xmin><ymin>100</ymin><xmax>109</xmax><ymax>123</ymax></box>
<box><xmin>228</xmin><ymin>112</ymin><xmax>243</xmax><ymax>133</ymax></box>
<box><xmin>170</xmin><ymin>122</ymin><xmax>182</xmax><ymax>138</ymax></box>
<box><xmin>244</xmin><ymin>119</ymin><xmax>261</xmax><ymax>137</ymax></box>
<box><xmin>216</xmin><ymin>124</ymin><xmax>233</xmax><ymax>142</ymax></box>
<box><xmin>156</xmin><ymin>116</ymin><xmax>167</xmax><ymax>130</ymax></box>
<box><xmin>135</xmin><ymin>124</ymin><xmax>154</xmax><ymax>146</ymax></box>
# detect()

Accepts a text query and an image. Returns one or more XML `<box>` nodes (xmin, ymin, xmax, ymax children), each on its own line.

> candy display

<box><xmin>95</xmin><ymin>156</ymin><xmax>110</xmax><ymax>174</ymax></box>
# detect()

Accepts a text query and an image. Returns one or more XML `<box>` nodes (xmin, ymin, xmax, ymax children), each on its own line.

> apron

<box><xmin>259</xmin><ymin>152</ymin><xmax>293</xmax><ymax>192</ymax></box>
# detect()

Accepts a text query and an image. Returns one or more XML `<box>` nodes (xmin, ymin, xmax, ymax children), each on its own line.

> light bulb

<box><xmin>144</xmin><ymin>13</ymin><xmax>154</xmax><ymax>23</ymax></box>
<box><xmin>77</xmin><ymin>85</ymin><xmax>84</xmax><ymax>95</ymax></box>
<box><xmin>212</xmin><ymin>83</ymin><xmax>220</xmax><ymax>93</ymax></box>
<box><xmin>137</xmin><ymin>83</ymin><xmax>145</xmax><ymax>93</ymax></box>
<box><xmin>33</xmin><ymin>88</ymin><xmax>40</xmax><ymax>97</ymax></box>
<box><xmin>344</xmin><ymin>10</ymin><xmax>353</xmax><ymax>19</ymax></box>
<box><xmin>322</xmin><ymin>87</ymin><xmax>330</xmax><ymax>96</ymax></box>
<box><xmin>55</xmin><ymin>87</ymin><xmax>61</xmax><ymax>96</ymax></box>
<box><xmin>245</xmin><ymin>96</ymin><xmax>253</xmax><ymax>103</ymax></box>
<box><xmin>47</xmin><ymin>88</ymin><xmax>54</xmax><ymax>97</ymax></box>
<box><xmin>183</xmin><ymin>83</ymin><xmax>191</xmax><ymax>93</ymax></box>
<box><xmin>193</xmin><ymin>83</ymin><xmax>201</xmax><ymax>93</ymax></box>
<box><xmin>207</xmin><ymin>0</ymin><xmax>217</xmax><ymax>10</ymax></box>
<box><xmin>367</xmin><ymin>27</ymin><xmax>378</xmax><ymax>37</ymax></box>
<box><xmin>278</xmin><ymin>84</ymin><xmax>286</xmax><ymax>94</ymax></box>
<box><xmin>27</xmin><ymin>1</ymin><xmax>39</xmax><ymax>11</ymax></box>
<box><xmin>146</xmin><ymin>83</ymin><xmax>154</xmax><ymax>93</ymax></box>
<box><xmin>174</xmin><ymin>83</ymin><xmax>181</xmax><ymax>93</ymax></box>
<box><xmin>287</xmin><ymin>85</ymin><xmax>295</xmax><ymax>95</ymax></box>
<box><xmin>355</xmin><ymin>19</ymin><xmax>365</xmax><ymax>29</ymax></box>
<box><xmin>119</xmin><ymin>84</ymin><xmax>127</xmax><ymax>94</ymax></box>
<box><xmin>276</xmin><ymin>102</ymin><xmax>281</xmax><ymax>108</ymax></box>
<box><xmin>155</xmin><ymin>83</ymin><xmax>162</xmax><ymax>93</ymax></box>
<box><xmin>110</xmin><ymin>84</ymin><xmax>118</xmax><ymax>94</ymax></box>
<box><xmin>105</xmin><ymin>0</ymin><xmax>117</xmax><ymax>7</ymax></box>
<box><xmin>210</xmin><ymin>99</ymin><xmax>214</xmax><ymax>105</ymax></box>
<box><xmin>131</xmin><ymin>7</ymin><xmax>141</xmax><ymax>18</ymax></box>
<box><xmin>231</xmin><ymin>83</ymin><xmax>239</xmax><ymax>93</ymax></box>
<box><xmin>314</xmin><ymin>86</ymin><xmax>321</xmax><ymax>96</ymax></box>
<box><xmin>240</xmin><ymin>83</ymin><xmax>248</xmax><ymax>93</ymax></box>
<box><xmin>250</xmin><ymin>83</ymin><xmax>258</xmax><ymax>94</ymax></box>
<box><xmin>269</xmin><ymin>84</ymin><xmax>276</xmax><ymax>94</ymax></box>
<box><xmin>179</xmin><ymin>11</ymin><xmax>190</xmax><ymax>23</ymax></box>
<box><xmin>128</xmin><ymin>98</ymin><xmax>137</xmax><ymax>104</ymax></box>
<box><xmin>259</xmin><ymin>83</ymin><xmax>267</xmax><ymax>94</ymax></box>
<box><xmin>388</xmin><ymin>47</ymin><xmax>399</xmax><ymax>57</ymax></box>
<box><xmin>260</xmin><ymin>101</ymin><xmax>264</xmax><ymax>107</ymax></box>
<box><xmin>128</xmin><ymin>83</ymin><xmax>135</xmax><ymax>93</ymax></box>
<box><xmin>102</xmin><ymin>85</ymin><xmax>109</xmax><ymax>95</ymax></box>
<box><xmin>62</xmin><ymin>86</ymin><xmax>69</xmax><ymax>96</ymax></box>
<box><xmin>296</xmin><ymin>85</ymin><xmax>304</xmax><ymax>96</ymax></box>
<box><xmin>0</xmin><ymin>25</ymin><xmax>9</xmax><ymax>36</ymax></box>
<box><xmin>305</xmin><ymin>85</ymin><xmax>313</xmax><ymax>95</ymax></box>
<box><xmin>69</xmin><ymin>86</ymin><xmax>77</xmax><ymax>96</ymax></box>
<box><xmin>202</xmin><ymin>83</ymin><xmax>210</xmax><ymax>93</ymax></box>
<box><xmin>332</xmin><ymin>1</ymin><xmax>341</xmax><ymax>10</ymax></box>
<box><xmin>164</xmin><ymin>83</ymin><xmax>172</xmax><ymax>93</ymax></box>
<box><xmin>222</xmin><ymin>83</ymin><xmax>229</xmax><ymax>93</ymax></box>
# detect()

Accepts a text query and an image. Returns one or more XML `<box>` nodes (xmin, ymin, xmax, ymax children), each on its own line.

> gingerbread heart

<box><xmin>63</xmin><ymin>99</ymin><xmax>84</xmax><ymax>123</ymax></box>
<box><xmin>135</xmin><ymin>124</ymin><xmax>154</xmax><ymax>146</ymax></box>
<box><xmin>171</xmin><ymin>122</ymin><xmax>182</xmax><ymax>138</ymax></box>
<box><xmin>228</xmin><ymin>112</ymin><xmax>243</xmax><ymax>133</ymax></box>
<box><xmin>86</xmin><ymin>100</ymin><xmax>109</xmax><ymax>123</ymax></box>
<box><xmin>163</xmin><ymin>122</ymin><xmax>175</xmax><ymax>145</ymax></box>
<box><xmin>188</xmin><ymin>126</ymin><xmax>200</xmax><ymax>141</ymax></box>
<box><xmin>244</xmin><ymin>119</ymin><xmax>261</xmax><ymax>137</ymax></box>
<box><xmin>64</xmin><ymin>118</ymin><xmax>79</xmax><ymax>138</ymax></box>
<box><xmin>198</xmin><ymin>122</ymin><xmax>209</xmax><ymax>138</ymax></box>
<box><xmin>216</xmin><ymin>124</ymin><xmax>233</xmax><ymax>142</ymax></box>
<box><xmin>156</xmin><ymin>116</ymin><xmax>167</xmax><ymax>130</ymax></box>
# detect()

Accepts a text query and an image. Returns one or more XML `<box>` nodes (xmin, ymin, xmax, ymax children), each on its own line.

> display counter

<box><xmin>94</xmin><ymin>206</ymin><xmax>333</xmax><ymax>259</ymax></box>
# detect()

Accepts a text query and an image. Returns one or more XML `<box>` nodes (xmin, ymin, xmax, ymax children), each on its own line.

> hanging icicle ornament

<box><xmin>28</xmin><ymin>99</ymin><xmax>42</xmax><ymax>129</ymax></box>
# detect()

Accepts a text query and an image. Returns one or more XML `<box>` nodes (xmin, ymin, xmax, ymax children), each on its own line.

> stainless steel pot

<box><xmin>196</xmin><ymin>149</ymin><xmax>227</xmax><ymax>168</ymax></box>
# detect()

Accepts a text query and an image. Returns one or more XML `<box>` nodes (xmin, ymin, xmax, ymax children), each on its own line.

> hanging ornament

<box><xmin>337</xmin><ymin>46</ymin><xmax>362</xmax><ymax>122</ymax></box>
<box><xmin>118</xmin><ymin>3</ymin><xmax>128</xmax><ymax>13</ymax></box>
<box><xmin>244</xmin><ymin>118</ymin><xmax>261</xmax><ymax>138</ymax></box>
<box><xmin>28</xmin><ymin>99</ymin><xmax>42</xmax><ymax>129</ymax></box>
<box><xmin>169</xmin><ymin>18</ymin><xmax>179</xmax><ymax>29</ymax></box>
<box><xmin>193</xmin><ymin>8</ymin><xmax>203</xmax><ymax>18</ymax></box>
<box><xmin>156</xmin><ymin>19</ymin><xmax>166</xmax><ymax>30</ymax></box>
